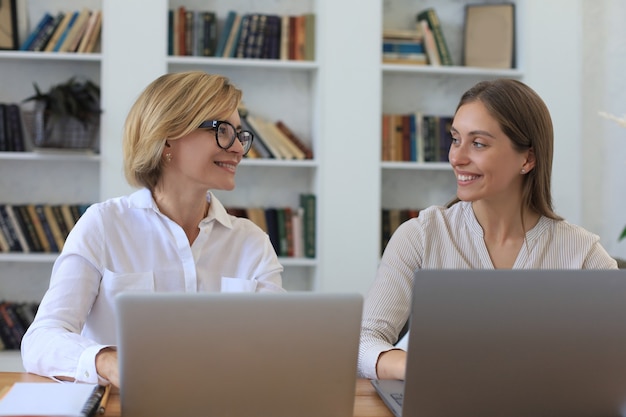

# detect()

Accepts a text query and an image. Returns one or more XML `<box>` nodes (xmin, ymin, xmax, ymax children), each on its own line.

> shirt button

<box><xmin>84</xmin><ymin>371</ymin><xmax>90</xmax><ymax>378</ymax></box>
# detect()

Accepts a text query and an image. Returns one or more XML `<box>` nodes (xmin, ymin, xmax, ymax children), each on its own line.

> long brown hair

<box><xmin>447</xmin><ymin>79</ymin><xmax>562</xmax><ymax>221</ymax></box>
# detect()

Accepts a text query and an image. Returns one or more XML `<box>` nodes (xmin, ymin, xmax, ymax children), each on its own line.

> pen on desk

<box><xmin>98</xmin><ymin>384</ymin><xmax>112</xmax><ymax>414</ymax></box>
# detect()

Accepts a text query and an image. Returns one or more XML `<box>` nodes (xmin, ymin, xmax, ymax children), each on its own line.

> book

<box><xmin>463</xmin><ymin>3</ymin><xmax>515</xmax><ymax>69</ymax></box>
<box><xmin>61</xmin><ymin>8</ymin><xmax>91</xmax><ymax>52</ymax></box>
<box><xmin>279</xmin><ymin>15</ymin><xmax>290</xmax><ymax>60</ymax></box>
<box><xmin>81</xmin><ymin>10</ymin><xmax>102</xmax><ymax>53</ymax></box>
<box><xmin>418</xmin><ymin>19</ymin><xmax>440</xmax><ymax>66</ymax></box>
<box><xmin>76</xmin><ymin>9</ymin><xmax>101</xmax><ymax>53</ymax></box>
<box><xmin>246</xmin><ymin>207</ymin><xmax>268</xmax><ymax>233</ymax></box>
<box><xmin>276</xmin><ymin>207</ymin><xmax>288</xmax><ymax>256</ymax></box>
<box><xmin>52</xmin><ymin>10</ymin><xmax>79</xmax><ymax>52</ymax></box>
<box><xmin>43</xmin><ymin>204</ymin><xmax>66</xmax><ymax>251</ymax></box>
<box><xmin>26</xmin><ymin>204</ymin><xmax>51</xmax><ymax>252</ymax></box>
<box><xmin>0</xmin><ymin>104</ymin><xmax>7</xmax><ymax>151</ymax></box>
<box><xmin>33</xmin><ymin>204</ymin><xmax>59</xmax><ymax>252</ymax></box>
<box><xmin>19</xmin><ymin>12</ymin><xmax>52</xmax><ymax>50</ymax></box>
<box><xmin>222</xmin><ymin>13</ymin><xmax>241</xmax><ymax>57</ymax></box>
<box><xmin>201</xmin><ymin>11</ymin><xmax>217</xmax><ymax>56</ymax></box>
<box><xmin>3</xmin><ymin>205</ymin><xmax>30</xmax><ymax>252</ymax></box>
<box><xmin>416</xmin><ymin>8</ymin><xmax>453</xmax><ymax>66</ymax></box>
<box><xmin>15</xmin><ymin>204</ymin><xmax>43</xmax><ymax>252</ymax></box>
<box><xmin>30</xmin><ymin>12</ymin><xmax>65</xmax><ymax>52</ymax></box>
<box><xmin>299</xmin><ymin>193</ymin><xmax>316</xmax><ymax>258</ymax></box>
<box><xmin>303</xmin><ymin>13</ymin><xmax>315</xmax><ymax>61</ymax></box>
<box><xmin>0</xmin><ymin>382</ymin><xmax>106</xmax><ymax>416</ymax></box>
<box><xmin>0</xmin><ymin>205</ymin><xmax>22</xmax><ymax>252</ymax></box>
<box><xmin>43</xmin><ymin>11</ymin><xmax>74</xmax><ymax>52</ymax></box>
<box><xmin>264</xmin><ymin>207</ymin><xmax>280</xmax><ymax>255</ymax></box>
<box><xmin>245</xmin><ymin>114</ymin><xmax>287</xmax><ymax>159</ymax></box>
<box><xmin>262</xmin><ymin>119</ymin><xmax>305</xmax><ymax>160</ymax></box>
<box><xmin>275</xmin><ymin>120</ymin><xmax>313</xmax><ymax>159</ymax></box>
<box><xmin>4</xmin><ymin>104</ymin><xmax>24</xmax><ymax>152</ymax></box>
<box><xmin>215</xmin><ymin>10</ymin><xmax>236</xmax><ymax>57</ymax></box>
<box><xmin>291</xmin><ymin>207</ymin><xmax>304</xmax><ymax>258</ymax></box>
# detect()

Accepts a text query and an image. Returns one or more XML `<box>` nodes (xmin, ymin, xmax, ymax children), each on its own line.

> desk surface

<box><xmin>0</xmin><ymin>372</ymin><xmax>393</xmax><ymax>417</ymax></box>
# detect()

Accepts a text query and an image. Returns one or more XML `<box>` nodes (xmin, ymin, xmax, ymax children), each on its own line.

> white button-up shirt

<box><xmin>21</xmin><ymin>188</ymin><xmax>284</xmax><ymax>383</ymax></box>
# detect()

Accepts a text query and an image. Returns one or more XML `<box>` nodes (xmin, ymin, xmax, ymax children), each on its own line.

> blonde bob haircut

<box><xmin>123</xmin><ymin>71</ymin><xmax>242</xmax><ymax>190</ymax></box>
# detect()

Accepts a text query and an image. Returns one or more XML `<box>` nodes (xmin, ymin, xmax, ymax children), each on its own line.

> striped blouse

<box><xmin>358</xmin><ymin>201</ymin><xmax>618</xmax><ymax>379</ymax></box>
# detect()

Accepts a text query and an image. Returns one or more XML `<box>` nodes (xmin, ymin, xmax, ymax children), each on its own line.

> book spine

<box><xmin>299</xmin><ymin>194</ymin><xmax>316</xmax><ymax>258</ymax></box>
<box><xmin>416</xmin><ymin>8</ymin><xmax>453</xmax><ymax>66</ymax></box>
<box><xmin>26</xmin><ymin>204</ymin><xmax>51</xmax><ymax>253</ymax></box>
<box><xmin>202</xmin><ymin>11</ymin><xmax>217</xmax><ymax>56</ymax></box>
<box><xmin>0</xmin><ymin>103</ymin><xmax>7</xmax><ymax>152</ymax></box>
<box><xmin>264</xmin><ymin>208</ymin><xmax>280</xmax><ymax>256</ymax></box>
<box><xmin>19</xmin><ymin>12</ymin><xmax>53</xmax><ymax>51</ymax></box>
<box><xmin>34</xmin><ymin>204</ymin><xmax>59</xmax><ymax>252</ymax></box>
<box><xmin>0</xmin><ymin>205</ymin><xmax>23</xmax><ymax>252</ymax></box>
<box><xmin>15</xmin><ymin>205</ymin><xmax>44</xmax><ymax>252</ymax></box>
<box><xmin>4</xmin><ymin>205</ymin><xmax>30</xmax><ymax>253</ymax></box>
<box><xmin>276</xmin><ymin>121</ymin><xmax>313</xmax><ymax>159</ymax></box>
<box><xmin>5</xmin><ymin>104</ymin><xmax>24</xmax><ymax>152</ymax></box>
<box><xmin>53</xmin><ymin>11</ymin><xmax>79</xmax><ymax>52</ymax></box>
<box><xmin>31</xmin><ymin>12</ymin><xmax>65</xmax><ymax>52</ymax></box>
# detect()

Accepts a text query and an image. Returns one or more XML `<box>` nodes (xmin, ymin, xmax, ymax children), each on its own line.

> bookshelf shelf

<box><xmin>0</xmin><ymin>151</ymin><xmax>100</xmax><ymax>162</ymax></box>
<box><xmin>381</xmin><ymin>63</ymin><xmax>523</xmax><ymax>78</ymax></box>
<box><xmin>0</xmin><ymin>253</ymin><xmax>58</xmax><ymax>263</ymax></box>
<box><xmin>381</xmin><ymin>161</ymin><xmax>453</xmax><ymax>171</ymax></box>
<box><xmin>0</xmin><ymin>51</ymin><xmax>101</xmax><ymax>62</ymax></box>
<box><xmin>240</xmin><ymin>159</ymin><xmax>317</xmax><ymax>168</ymax></box>
<box><xmin>168</xmin><ymin>56</ymin><xmax>318</xmax><ymax>70</ymax></box>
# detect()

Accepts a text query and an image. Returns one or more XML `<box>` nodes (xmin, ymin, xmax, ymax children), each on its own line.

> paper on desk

<box><xmin>0</xmin><ymin>382</ymin><xmax>98</xmax><ymax>416</ymax></box>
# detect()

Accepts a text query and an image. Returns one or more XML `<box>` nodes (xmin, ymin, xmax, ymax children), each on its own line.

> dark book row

<box><xmin>0</xmin><ymin>301</ymin><xmax>39</xmax><ymax>350</ymax></box>
<box><xmin>169</xmin><ymin>8</ymin><xmax>315</xmax><ymax>61</ymax></box>
<box><xmin>382</xmin><ymin>113</ymin><xmax>453</xmax><ymax>163</ymax></box>
<box><xmin>381</xmin><ymin>208</ymin><xmax>420</xmax><ymax>255</ymax></box>
<box><xmin>226</xmin><ymin>194</ymin><xmax>316</xmax><ymax>259</ymax></box>
<box><xmin>0</xmin><ymin>203</ymin><xmax>90</xmax><ymax>254</ymax></box>
<box><xmin>19</xmin><ymin>8</ymin><xmax>102</xmax><ymax>53</ymax></box>
<box><xmin>0</xmin><ymin>103</ymin><xmax>25</xmax><ymax>152</ymax></box>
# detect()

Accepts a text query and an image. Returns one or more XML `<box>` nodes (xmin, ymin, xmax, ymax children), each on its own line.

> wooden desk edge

<box><xmin>0</xmin><ymin>373</ymin><xmax>392</xmax><ymax>417</ymax></box>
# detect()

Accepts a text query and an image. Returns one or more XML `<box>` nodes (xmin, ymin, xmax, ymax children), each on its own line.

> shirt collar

<box><xmin>127</xmin><ymin>188</ymin><xmax>234</xmax><ymax>229</ymax></box>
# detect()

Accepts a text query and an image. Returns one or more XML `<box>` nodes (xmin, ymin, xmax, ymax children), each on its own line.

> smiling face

<box><xmin>449</xmin><ymin>101</ymin><xmax>534</xmax><ymax>204</ymax></box>
<box><xmin>163</xmin><ymin>109</ymin><xmax>245</xmax><ymax>192</ymax></box>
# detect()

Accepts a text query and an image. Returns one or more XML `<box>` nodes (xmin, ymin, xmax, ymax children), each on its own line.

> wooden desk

<box><xmin>0</xmin><ymin>372</ymin><xmax>393</xmax><ymax>417</ymax></box>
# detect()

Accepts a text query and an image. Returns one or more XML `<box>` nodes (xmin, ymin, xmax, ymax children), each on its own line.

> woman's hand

<box><xmin>96</xmin><ymin>347</ymin><xmax>120</xmax><ymax>388</ymax></box>
<box><xmin>376</xmin><ymin>349</ymin><xmax>407</xmax><ymax>380</ymax></box>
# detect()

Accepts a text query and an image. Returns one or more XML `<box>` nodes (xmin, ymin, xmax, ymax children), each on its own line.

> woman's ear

<box><xmin>522</xmin><ymin>147</ymin><xmax>536</xmax><ymax>173</ymax></box>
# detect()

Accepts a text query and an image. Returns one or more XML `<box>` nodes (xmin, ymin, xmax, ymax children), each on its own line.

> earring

<box><xmin>520</xmin><ymin>168</ymin><xmax>526</xmax><ymax>174</ymax></box>
<box><xmin>165</xmin><ymin>153</ymin><xmax>172</xmax><ymax>162</ymax></box>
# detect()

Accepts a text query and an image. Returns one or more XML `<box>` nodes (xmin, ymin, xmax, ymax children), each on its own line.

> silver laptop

<box><xmin>372</xmin><ymin>269</ymin><xmax>626</xmax><ymax>417</ymax></box>
<box><xmin>116</xmin><ymin>292</ymin><xmax>363</xmax><ymax>417</ymax></box>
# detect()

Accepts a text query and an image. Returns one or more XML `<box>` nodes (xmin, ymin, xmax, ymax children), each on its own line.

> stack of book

<box><xmin>0</xmin><ymin>203</ymin><xmax>90</xmax><ymax>253</ymax></box>
<box><xmin>382</xmin><ymin>28</ymin><xmax>426</xmax><ymax>65</ymax></box>
<box><xmin>238</xmin><ymin>105</ymin><xmax>313</xmax><ymax>160</ymax></box>
<box><xmin>226</xmin><ymin>193</ymin><xmax>316</xmax><ymax>259</ymax></box>
<box><xmin>169</xmin><ymin>8</ymin><xmax>315</xmax><ymax>61</ymax></box>
<box><xmin>381</xmin><ymin>113</ymin><xmax>454</xmax><ymax>163</ymax></box>
<box><xmin>19</xmin><ymin>8</ymin><xmax>102</xmax><ymax>53</ymax></box>
<box><xmin>416</xmin><ymin>7</ymin><xmax>453</xmax><ymax>66</ymax></box>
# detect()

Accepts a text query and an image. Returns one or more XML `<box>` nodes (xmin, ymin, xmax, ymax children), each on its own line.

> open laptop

<box><xmin>115</xmin><ymin>292</ymin><xmax>363</xmax><ymax>417</ymax></box>
<box><xmin>372</xmin><ymin>269</ymin><xmax>626</xmax><ymax>417</ymax></box>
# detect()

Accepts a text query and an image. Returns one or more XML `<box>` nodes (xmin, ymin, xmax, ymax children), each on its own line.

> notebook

<box><xmin>372</xmin><ymin>269</ymin><xmax>626</xmax><ymax>417</ymax></box>
<box><xmin>115</xmin><ymin>291</ymin><xmax>363</xmax><ymax>417</ymax></box>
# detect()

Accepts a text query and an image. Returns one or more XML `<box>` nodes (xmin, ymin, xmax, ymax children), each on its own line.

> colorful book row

<box><xmin>0</xmin><ymin>103</ymin><xmax>25</xmax><ymax>152</ymax></box>
<box><xmin>226</xmin><ymin>194</ymin><xmax>316</xmax><ymax>259</ymax></box>
<box><xmin>0</xmin><ymin>301</ymin><xmax>38</xmax><ymax>350</ymax></box>
<box><xmin>381</xmin><ymin>208</ymin><xmax>420</xmax><ymax>255</ymax></box>
<box><xmin>381</xmin><ymin>113</ymin><xmax>453</xmax><ymax>163</ymax></box>
<box><xmin>169</xmin><ymin>8</ymin><xmax>315</xmax><ymax>61</ymax></box>
<box><xmin>19</xmin><ymin>8</ymin><xmax>102</xmax><ymax>53</ymax></box>
<box><xmin>0</xmin><ymin>203</ymin><xmax>90</xmax><ymax>254</ymax></box>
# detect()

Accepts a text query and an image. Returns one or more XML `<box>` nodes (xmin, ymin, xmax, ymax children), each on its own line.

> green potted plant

<box><xmin>22</xmin><ymin>77</ymin><xmax>101</xmax><ymax>150</ymax></box>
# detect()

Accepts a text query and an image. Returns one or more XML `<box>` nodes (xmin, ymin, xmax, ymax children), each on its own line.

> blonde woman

<box><xmin>22</xmin><ymin>71</ymin><xmax>284</xmax><ymax>388</ymax></box>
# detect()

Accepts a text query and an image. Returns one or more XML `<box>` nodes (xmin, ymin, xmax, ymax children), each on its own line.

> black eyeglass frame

<box><xmin>198</xmin><ymin>120</ymin><xmax>254</xmax><ymax>155</ymax></box>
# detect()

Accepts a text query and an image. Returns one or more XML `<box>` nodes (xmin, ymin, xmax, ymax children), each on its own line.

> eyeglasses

<box><xmin>198</xmin><ymin>120</ymin><xmax>254</xmax><ymax>156</ymax></box>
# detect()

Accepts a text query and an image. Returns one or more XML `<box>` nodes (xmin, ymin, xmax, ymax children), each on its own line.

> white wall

<box><xmin>581</xmin><ymin>0</ymin><xmax>626</xmax><ymax>260</ymax></box>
